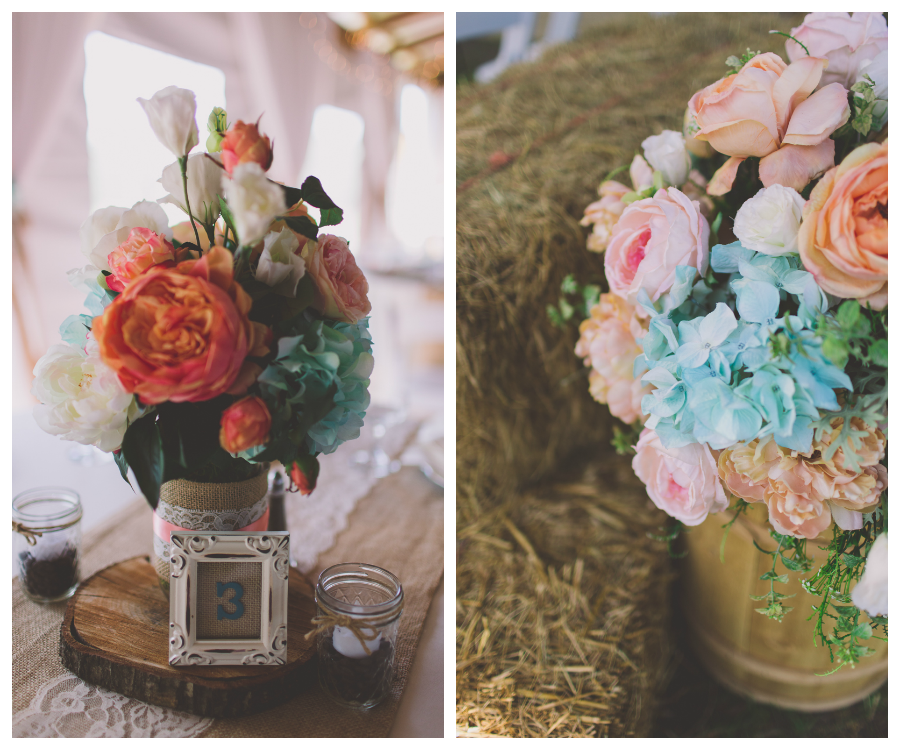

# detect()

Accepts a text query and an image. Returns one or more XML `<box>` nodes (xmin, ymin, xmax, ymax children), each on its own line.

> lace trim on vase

<box><xmin>155</xmin><ymin>495</ymin><xmax>268</xmax><ymax>531</ymax></box>
<box><xmin>12</xmin><ymin>675</ymin><xmax>213</xmax><ymax>738</ymax></box>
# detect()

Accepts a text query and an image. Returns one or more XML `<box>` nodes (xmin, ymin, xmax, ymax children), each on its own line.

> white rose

<box><xmin>733</xmin><ymin>184</ymin><xmax>805</xmax><ymax>256</ymax></box>
<box><xmin>223</xmin><ymin>163</ymin><xmax>286</xmax><ymax>246</ymax></box>
<box><xmin>852</xmin><ymin>533</ymin><xmax>888</xmax><ymax>617</ymax></box>
<box><xmin>80</xmin><ymin>200</ymin><xmax>171</xmax><ymax>272</ymax></box>
<box><xmin>256</xmin><ymin>227</ymin><xmax>306</xmax><ymax>296</ymax></box>
<box><xmin>32</xmin><ymin>339</ymin><xmax>140</xmax><ymax>452</ymax></box>
<box><xmin>137</xmin><ymin>85</ymin><xmax>199</xmax><ymax>157</ymax></box>
<box><xmin>158</xmin><ymin>153</ymin><xmax>223</xmax><ymax>226</ymax></box>
<box><xmin>641</xmin><ymin>130</ymin><xmax>692</xmax><ymax>187</ymax></box>
<box><xmin>856</xmin><ymin>50</ymin><xmax>888</xmax><ymax>131</ymax></box>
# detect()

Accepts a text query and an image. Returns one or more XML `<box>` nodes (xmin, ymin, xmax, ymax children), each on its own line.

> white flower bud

<box><xmin>641</xmin><ymin>130</ymin><xmax>692</xmax><ymax>187</ymax></box>
<box><xmin>256</xmin><ymin>227</ymin><xmax>306</xmax><ymax>296</ymax></box>
<box><xmin>852</xmin><ymin>533</ymin><xmax>888</xmax><ymax>617</ymax></box>
<box><xmin>137</xmin><ymin>86</ymin><xmax>199</xmax><ymax>157</ymax></box>
<box><xmin>223</xmin><ymin>163</ymin><xmax>286</xmax><ymax>246</ymax></box>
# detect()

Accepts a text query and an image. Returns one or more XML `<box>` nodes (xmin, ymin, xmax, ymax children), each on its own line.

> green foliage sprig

<box><xmin>725</xmin><ymin>48</ymin><xmax>762</xmax><ymax>73</ymax></box>
<box><xmin>751</xmin><ymin>532</ymin><xmax>814</xmax><ymax>622</ymax></box>
<box><xmin>547</xmin><ymin>274</ymin><xmax>601</xmax><ymax>329</ymax></box>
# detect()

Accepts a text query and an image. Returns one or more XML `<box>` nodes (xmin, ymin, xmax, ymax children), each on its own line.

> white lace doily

<box><xmin>12</xmin><ymin>676</ymin><xmax>213</xmax><ymax>738</ymax></box>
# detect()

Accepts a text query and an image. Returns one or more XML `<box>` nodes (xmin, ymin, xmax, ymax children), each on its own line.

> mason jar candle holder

<box><xmin>12</xmin><ymin>488</ymin><xmax>83</xmax><ymax>603</ymax></box>
<box><xmin>314</xmin><ymin>562</ymin><xmax>404</xmax><ymax>709</ymax></box>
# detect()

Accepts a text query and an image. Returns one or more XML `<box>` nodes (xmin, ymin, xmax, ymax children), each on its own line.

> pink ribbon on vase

<box><xmin>152</xmin><ymin>508</ymin><xmax>271</xmax><ymax>544</ymax></box>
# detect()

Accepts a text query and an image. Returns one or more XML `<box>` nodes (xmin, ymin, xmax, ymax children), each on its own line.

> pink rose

<box><xmin>106</xmin><ymin>227</ymin><xmax>176</xmax><ymax>291</ymax></box>
<box><xmin>798</xmin><ymin>141</ymin><xmax>887</xmax><ymax>308</ymax></box>
<box><xmin>301</xmin><ymin>234</ymin><xmax>372</xmax><ymax>323</ymax></box>
<box><xmin>785</xmin><ymin>13</ymin><xmax>888</xmax><ymax>89</ymax></box>
<box><xmin>605</xmin><ymin>187</ymin><xmax>709</xmax><ymax>304</ymax></box>
<box><xmin>581</xmin><ymin>155</ymin><xmax>655</xmax><ymax>253</ymax></box>
<box><xmin>632</xmin><ymin>427</ymin><xmax>728</xmax><ymax>526</ymax></box>
<box><xmin>689</xmin><ymin>53</ymin><xmax>850</xmax><ymax>194</ymax></box>
<box><xmin>576</xmin><ymin>293</ymin><xmax>650</xmax><ymax>424</ymax></box>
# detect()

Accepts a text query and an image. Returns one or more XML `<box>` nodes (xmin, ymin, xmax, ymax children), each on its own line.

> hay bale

<box><xmin>456</xmin><ymin>12</ymin><xmax>807</xmax><ymax>737</ymax></box>
<box><xmin>456</xmin><ymin>451</ymin><xmax>673</xmax><ymax>737</ymax></box>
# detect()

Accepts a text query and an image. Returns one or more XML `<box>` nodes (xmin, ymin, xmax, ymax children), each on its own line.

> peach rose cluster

<box><xmin>799</xmin><ymin>141</ymin><xmax>887</xmax><ymax>309</ymax></box>
<box><xmin>574</xmin><ymin>293</ymin><xmax>650</xmax><ymax>425</ymax></box>
<box><xmin>92</xmin><ymin>246</ymin><xmax>270</xmax><ymax>404</ymax></box>
<box><xmin>718</xmin><ymin>418</ymin><xmax>887</xmax><ymax>539</ymax></box>
<box><xmin>689</xmin><ymin>53</ymin><xmax>850</xmax><ymax>195</ymax></box>
<box><xmin>605</xmin><ymin>187</ymin><xmax>709</xmax><ymax>304</ymax></box>
<box><xmin>632</xmin><ymin>427</ymin><xmax>729</xmax><ymax>526</ymax></box>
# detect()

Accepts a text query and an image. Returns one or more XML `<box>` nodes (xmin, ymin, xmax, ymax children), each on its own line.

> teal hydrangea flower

<box><xmin>244</xmin><ymin>316</ymin><xmax>373</xmax><ymax>458</ymax></box>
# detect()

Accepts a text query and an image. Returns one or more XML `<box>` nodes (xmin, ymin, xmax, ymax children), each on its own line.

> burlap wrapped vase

<box><xmin>152</xmin><ymin>468</ymin><xmax>270</xmax><ymax>596</ymax></box>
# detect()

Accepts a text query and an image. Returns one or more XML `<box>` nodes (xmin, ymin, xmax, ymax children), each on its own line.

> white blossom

<box><xmin>733</xmin><ymin>184</ymin><xmax>805</xmax><ymax>256</ymax></box>
<box><xmin>32</xmin><ymin>338</ymin><xmax>140</xmax><ymax>452</ymax></box>
<box><xmin>642</xmin><ymin>130</ymin><xmax>692</xmax><ymax>187</ymax></box>
<box><xmin>223</xmin><ymin>163</ymin><xmax>286</xmax><ymax>246</ymax></box>
<box><xmin>158</xmin><ymin>152</ymin><xmax>223</xmax><ymax>226</ymax></box>
<box><xmin>852</xmin><ymin>533</ymin><xmax>888</xmax><ymax>617</ymax></box>
<box><xmin>256</xmin><ymin>227</ymin><xmax>305</xmax><ymax>296</ymax></box>
<box><xmin>137</xmin><ymin>85</ymin><xmax>199</xmax><ymax>157</ymax></box>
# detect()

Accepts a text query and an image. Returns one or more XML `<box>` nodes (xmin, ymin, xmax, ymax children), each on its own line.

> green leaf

<box><xmin>836</xmin><ymin>300</ymin><xmax>860</xmax><ymax>329</ymax></box>
<box><xmin>113</xmin><ymin>450</ymin><xmax>134</xmax><ymax>491</ymax></box>
<box><xmin>217</xmin><ymin>195</ymin><xmax>238</xmax><ymax>245</ymax></box>
<box><xmin>298</xmin><ymin>176</ymin><xmax>343</xmax><ymax>227</ymax></box>
<box><xmin>122</xmin><ymin>413</ymin><xmax>164</xmax><ymax>509</ymax></box>
<box><xmin>558</xmin><ymin>298</ymin><xmax>575</xmax><ymax>321</ymax></box>
<box><xmin>759</xmin><ymin>571</ymin><xmax>789</xmax><ymax>583</ymax></box>
<box><xmin>281</xmin><ymin>215</ymin><xmax>319</xmax><ymax>241</ymax></box>
<box><xmin>822</xmin><ymin>337</ymin><xmax>849</xmax><ymax>369</ymax></box>
<box><xmin>780</xmin><ymin>555</ymin><xmax>804</xmax><ymax>572</ymax></box>
<box><xmin>279</xmin><ymin>183</ymin><xmax>305</xmax><ymax>209</ymax></box>
<box><xmin>851</xmin><ymin>622</ymin><xmax>873</xmax><ymax>640</ymax></box>
<box><xmin>841</xmin><ymin>552</ymin><xmax>865</xmax><ymax>568</ymax></box>
<box><xmin>869</xmin><ymin>339</ymin><xmax>888</xmax><ymax>367</ymax></box>
<box><xmin>560</xmin><ymin>274</ymin><xmax>578</xmax><ymax>295</ymax></box>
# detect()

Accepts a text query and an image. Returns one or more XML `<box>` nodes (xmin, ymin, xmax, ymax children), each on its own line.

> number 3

<box><xmin>216</xmin><ymin>581</ymin><xmax>245</xmax><ymax>620</ymax></box>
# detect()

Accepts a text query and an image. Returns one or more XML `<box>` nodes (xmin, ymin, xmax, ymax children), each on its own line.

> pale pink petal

<box><xmin>707</xmin><ymin>156</ymin><xmax>746</xmax><ymax>196</ymax></box>
<box><xmin>629</xmin><ymin>154</ymin><xmax>654</xmax><ymax>191</ymax></box>
<box><xmin>704</xmin><ymin>118</ymin><xmax>779</xmax><ymax>158</ymax></box>
<box><xmin>858</xmin><ymin>282</ymin><xmax>888</xmax><ymax>311</ymax></box>
<box><xmin>759</xmin><ymin>140</ymin><xmax>835</xmax><ymax>192</ymax></box>
<box><xmin>771</xmin><ymin>57</ymin><xmax>828</xmax><ymax>136</ymax></box>
<box><xmin>782</xmin><ymin>83</ymin><xmax>851</xmax><ymax>146</ymax></box>
<box><xmin>829</xmin><ymin>502</ymin><xmax>863</xmax><ymax>531</ymax></box>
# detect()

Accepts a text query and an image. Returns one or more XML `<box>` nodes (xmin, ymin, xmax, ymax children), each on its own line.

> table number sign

<box><xmin>169</xmin><ymin>532</ymin><xmax>289</xmax><ymax>666</ymax></box>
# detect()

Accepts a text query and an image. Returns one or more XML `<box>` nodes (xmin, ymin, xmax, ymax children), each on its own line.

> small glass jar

<box><xmin>315</xmin><ymin>562</ymin><xmax>404</xmax><ymax>709</ymax></box>
<box><xmin>13</xmin><ymin>488</ymin><xmax>83</xmax><ymax>603</ymax></box>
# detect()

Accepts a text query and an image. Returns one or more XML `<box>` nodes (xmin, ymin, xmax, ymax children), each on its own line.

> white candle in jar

<box><xmin>333</xmin><ymin>625</ymin><xmax>381</xmax><ymax>659</ymax></box>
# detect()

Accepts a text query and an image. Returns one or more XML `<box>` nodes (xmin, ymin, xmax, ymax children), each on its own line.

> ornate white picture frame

<box><xmin>168</xmin><ymin>531</ymin><xmax>290</xmax><ymax>666</ymax></box>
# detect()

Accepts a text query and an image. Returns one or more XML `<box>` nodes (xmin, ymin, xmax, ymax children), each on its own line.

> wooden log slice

<box><xmin>59</xmin><ymin>556</ymin><xmax>317</xmax><ymax>718</ymax></box>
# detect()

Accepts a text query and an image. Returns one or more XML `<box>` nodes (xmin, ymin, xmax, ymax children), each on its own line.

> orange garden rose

<box><xmin>219</xmin><ymin>396</ymin><xmax>271</xmax><ymax>453</ymax></box>
<box><xmin>799</xmin><ymin>140</ymin><xmax>888</xmax><ymax>309</ymax></box>
<box><xmin>301</xmin><ymin>234</ymin><xmax>371</xmax><ymax>323</ymax></box>
<box><xmin>221</xmin><ymin>120</ymin><xmax>273</xmax><ymax>175</ymax></box>
<box><xmin>92</xmin><ymin>246</ymin><xmax>270</xmax><ymax>404</ymax></box>
<box><xmin>106</xmin><ymin>227</ymin><xmax>176</xmax><ymax>291</ymax></box>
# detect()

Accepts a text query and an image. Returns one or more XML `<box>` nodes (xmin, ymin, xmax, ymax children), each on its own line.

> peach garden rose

<box><xmin>221</xmin><ymin>120</ymin><xmax>274</xmax><ymax>175</ymax></box>
<box><xmin>575</xmin><ymin>293</ymin><xmax>650</xmax><ymax>425</ymax></box>
<box><xmin>301</xmin><ymin>234</ymin><xmax>372</xmax><ymax>323</ymax></box>
<box><xmin>219</xmin><ymin>396</ymin><xmax>272</xmax><ymax>453</ymax></box>
<box><xmin>604</xmin><ymin>187</ymin><xmax>709</xmax><ymax>304</ymax></box>
<box><xmin>688</xmin><ymin>53</ymin><xmax>850</xmax><ymax>195</ymax></box>
<box><xmin>632</xmin><ymin>427</ymin><xmax>728</xmax><ymax>526</ymax></box>
<box><xmin>798</xmin><ymin>140</ymin><xmax>887</xmax><ymax>309</ymax></box>
<box><xmin>92</xmin><ymin>246</ymin><xmax>270</xmax><ymax>404</ymax></box>
<box><xmin>106</xmin><ymin>227</ymin><xmax>176</xmax><ymax>291</ymax></box>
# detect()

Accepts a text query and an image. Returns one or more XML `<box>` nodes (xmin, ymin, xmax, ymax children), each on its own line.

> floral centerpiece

<box><xmin>558</xmin><ymin>13</ymin><xmax>887</xmax><ymax>675</ymax></box>
<box><xmin>32</xmin><ymin>85</ymin><xmax>373</xmax><ymax>507</ymax></box>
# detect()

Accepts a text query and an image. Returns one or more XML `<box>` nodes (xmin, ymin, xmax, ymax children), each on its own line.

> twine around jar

<box><xmin>304</xmin><ymin>609</ymin><xmax>384</xmax><ymax>656</ymax></box>
<box><xmin>12</xmin><ymin>521</ymin><xmax>44</xmax><ymax>546</ymax></box>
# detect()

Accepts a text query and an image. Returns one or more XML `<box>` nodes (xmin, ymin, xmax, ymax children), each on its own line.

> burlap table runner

<box><xmin>12</xmin><ymin>466</ymin><xmax>443</xmax><ymax>737</ymax></box>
